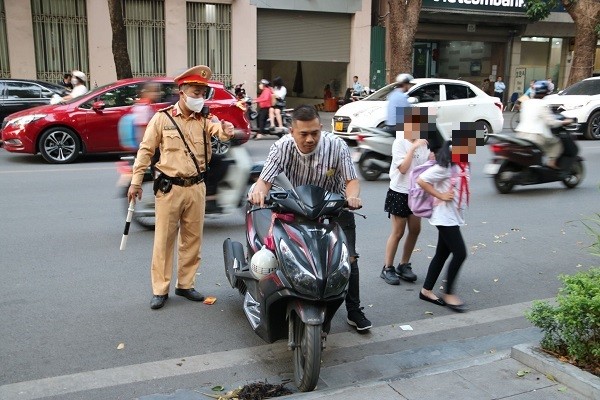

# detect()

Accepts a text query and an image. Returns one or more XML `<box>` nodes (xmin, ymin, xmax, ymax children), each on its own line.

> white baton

<box><xmin>120</xmin><ymin>200</ymin><xmax>135</xmax><ymax>251</ymax></box>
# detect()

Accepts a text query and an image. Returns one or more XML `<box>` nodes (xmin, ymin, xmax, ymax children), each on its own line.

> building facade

<box><xmin>0</xmin><ymin>0</ymin><xmax>371</xmax><ymax>100</ymax></box>
<box><xmin>372</xmin><ymin>0</ymin><xmax>593</xmax><ymax>100</ymax></box>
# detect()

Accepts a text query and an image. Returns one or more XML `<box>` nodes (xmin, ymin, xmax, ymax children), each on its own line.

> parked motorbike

<box><xmin>116</xmin><ymin>136</ymin><xmax>263</xmax><ymax>229</ymax></box>
<box><xmin>485</xmin><ymin>117</ymin><xmax>584</xmax><ymax>194</ymax></box>
<box><xmin>222</xmin><ymin>176</ymin><xmax>352</xmax><ymax>392</ymax></box>
<box><xmin>354</xmin><ymin>126</ymin><xmax>394</xmax><ymax>181</ymax></box>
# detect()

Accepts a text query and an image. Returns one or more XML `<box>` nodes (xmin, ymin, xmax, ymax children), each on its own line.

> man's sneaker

<box><xmin>395</xmin><ymin>263</ymin><xmax>417</xmax><ymax>282</ymax></box>
<box><xmin>380</xmin><ymin>266</ymin><xmax>400</xmax><ymax>285</ymax></box>
<box><xmin>347</xmin><ymin>307</ymin><xmax>372</xmax><ymax>331</ymax></box>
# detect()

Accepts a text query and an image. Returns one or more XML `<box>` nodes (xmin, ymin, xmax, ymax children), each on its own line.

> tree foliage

<box><xmin>524</xmin><ymin>0</ymin><xmax>600</xmax><ymax>86</ymax></box>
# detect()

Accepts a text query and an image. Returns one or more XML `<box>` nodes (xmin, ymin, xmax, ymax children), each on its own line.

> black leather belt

<box><xmin>170</xmin><ymin>173</ymin><xmax>205</xmax><ymax>187</ymax></box>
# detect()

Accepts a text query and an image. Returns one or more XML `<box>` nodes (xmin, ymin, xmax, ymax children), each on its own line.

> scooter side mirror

<box><xmin>408</xmin><ymin>97</ymin><xmax>419</xmax><ymax>104</ymax></box>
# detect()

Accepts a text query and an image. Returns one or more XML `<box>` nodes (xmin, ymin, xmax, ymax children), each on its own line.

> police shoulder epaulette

<box><xmin>158</xmin><ymin>104</ymin><xmax>174</xmax><ymax>113</ymax></box>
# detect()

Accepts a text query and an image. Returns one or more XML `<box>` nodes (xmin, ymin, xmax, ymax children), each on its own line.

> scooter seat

<box><xmin>490</xmin><ymin>133</ymin><xmax>537</xmax><ymax>147</ymax></box>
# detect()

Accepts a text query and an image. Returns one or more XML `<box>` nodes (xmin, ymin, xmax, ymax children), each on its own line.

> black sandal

<box><xmin>419</xmin><ymin>292</ymin><xmax>446</xmax><ymax>307</ymax></box>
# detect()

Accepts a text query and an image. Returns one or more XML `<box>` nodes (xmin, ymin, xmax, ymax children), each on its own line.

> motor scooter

<box><xmin>222</xmin><ymin>175</ymin><xmax>352</xmax><ymax>392</ymax></box>
<box><xmin>484</xmin><ymin>117</ymin><xmax>584</xmax><ymax>193</ymax></box>
<box><xmin>238</xmin><ymin>96</ymin><xmax>292</xmax><ymax>137</ymax></box>
<box><xmin>354</xmin><ymin>126</ymin><xmax>394</xmax><ymax>181</ymax></box>
<box><xmin>116</xmin><ymin>136</ymin><xmax>263</xmax><ymax>229</ymax></box>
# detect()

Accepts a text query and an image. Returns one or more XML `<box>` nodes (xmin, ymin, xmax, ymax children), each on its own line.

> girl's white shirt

<box><xmin>419</xmin><ymin>163</ymin><xmax>470</xmax><ymax>226</ymax></box>
<box><xmin>389</xmin><ymin>133</ymin><xmax>430</xmax><ymax>193</ymax></box>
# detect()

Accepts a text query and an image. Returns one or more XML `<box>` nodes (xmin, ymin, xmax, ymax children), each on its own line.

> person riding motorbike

<box><xmin>515</xmin><ymin>80</ymin><xmax>574</xmax><ymax>169</ymax></box>
<box><xmin>385</xmin><ymin>73</ymin><xmax>415</xmax><ymax>134</ymax></box>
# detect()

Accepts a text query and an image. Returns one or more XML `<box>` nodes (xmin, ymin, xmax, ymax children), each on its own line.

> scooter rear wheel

<box><xmin>562</xmin><ymin>159</ymin><xmax>584</xmax><ymax>189</ymax></box>
<box><xmin>493</xmin><ymin>161</ymin><xmax>518</xmax><ymax>194</ymax></box>
<box><xmin>293</xmin><ymin>314</ymin><xmax>322</xmax><ymax>392</ymax></box>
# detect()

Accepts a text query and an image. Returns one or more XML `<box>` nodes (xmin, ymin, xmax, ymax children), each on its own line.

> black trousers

<box><xmin>336</xmin><ymin>210</ymin><xmax>361</xmax><ymax>312</ymax></box>
<box><xmin>205</xmin><ymin>153</ymin><xmax>228</xmax><ymax>196</ymax></box>
<box><xmin>257</xmin><ymin>107</ymin><xmax>270</xmax><ymax>134</ymax></box>
<box><xmin>494</xmin><ymin>91</ymin><xmax>504</xmax><ymax>104</ymax></box>
<box><xmin>423</xmin><ymin>225</ymin><xmax>467</xmax><ymax>295</ymax></box>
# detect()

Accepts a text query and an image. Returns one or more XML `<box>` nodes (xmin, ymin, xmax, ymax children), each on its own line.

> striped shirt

<box><xmin>259</xmin><ymin>132</ymin><xmax>358</xmax><ymax>195</ymax></box>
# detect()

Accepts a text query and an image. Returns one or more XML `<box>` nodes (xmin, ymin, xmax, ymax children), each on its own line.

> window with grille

<box><xmin>31</xmin><ymin>0</ymin><xmax>89</xmax><ymax>84</ymax></box>
<box><xmin>0</xmin><ymin>0</ymin><xmax>9</xmax><ymax>78</ymax></box>
<box><xmin>124</xmin><ymin>0</ymin><xmax>165</xmax><ymax>77</ymax></box>
<box><xmin>187</xmin><ymin>2</ymin><xmax>231</xmax><ymax>87</ymax></box>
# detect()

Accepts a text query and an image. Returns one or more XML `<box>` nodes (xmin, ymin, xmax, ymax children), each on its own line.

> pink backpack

<box><xmin>408</xmin><ymin>160</ymin><xmax>437</xmax><ymax>218</ymax></box>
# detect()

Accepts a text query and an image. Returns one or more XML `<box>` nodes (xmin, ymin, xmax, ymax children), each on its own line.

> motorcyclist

<box><xmin>385</xmin><ymin>73</ymin><xmax>415</xmax><ymax>134</ymax></box>
<box><xmin>515</xmin><ymin>80</ymin><xmax>573</xmax><ymax>169</ymax></box>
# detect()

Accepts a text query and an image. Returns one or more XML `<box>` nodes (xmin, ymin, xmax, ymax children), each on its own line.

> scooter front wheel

<box><xmin>132</xmin><ymin>181</ymin><xmax>156</xmax><ymax>229</ymax></box>
<box><xmin>562</xmin><ymin>159</ymin><xmax>584</xmax><ymax>189</ymax></box>
<box><xmin>293</xmin><ymin>314</ymin><xmax>322</xmax><ymax>392</ymax></box>
<box><xmin>357</xmin><ymin>152</ymin><xmax>385</xmax><ymax>181</ymax></box>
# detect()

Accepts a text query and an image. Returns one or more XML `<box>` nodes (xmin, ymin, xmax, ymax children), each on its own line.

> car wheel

<box><xmin>39</xmin><ymin>127</ymin><xmax>81</xmax><ymax>164</ymax></box>
<box><xmin>584</xmin><ymin>110</ymin><xmax>600</xmax><ymax>140</ymax></box>
<box><xmin>476</xmin><ymin>120</ymin><xmax>492</xmax><ymax>144</ymax></box>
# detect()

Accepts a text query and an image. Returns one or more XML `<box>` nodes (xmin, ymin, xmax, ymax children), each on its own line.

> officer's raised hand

<box><xmin>221</xmin><ymin>120</ymin><xmax>235</xmax><ymax>139</ymax></box>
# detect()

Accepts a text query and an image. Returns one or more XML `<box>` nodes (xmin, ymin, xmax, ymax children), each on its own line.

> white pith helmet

<box><xmin>250</xmin><ymin>246</ymin><xmax>278</xmax><ymax>279</ymax></box>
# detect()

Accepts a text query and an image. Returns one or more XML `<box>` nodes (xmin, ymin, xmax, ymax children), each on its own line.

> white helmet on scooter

<box><xmin>250</xmin><ymin>246</ymin><xmax>278</xmax><ymax>279</ymax></box>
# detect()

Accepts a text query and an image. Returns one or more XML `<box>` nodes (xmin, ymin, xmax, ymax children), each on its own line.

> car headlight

<box><xmin>560</xmin><ymin>104</ymin><xmax>585</xmax><ymax>111</ymax></box>
<box><xmin>279</xmin><ymin>239</ymin><xmax>318</xmax><ymax>296</ymax></box>
<box><xmin>7</xmin><ymin>114</ymin><xmax>47</xmax><ymax>128</ymax></box>
<box><xmin>324</xmin><ymin>244</ymin><xmax>350</xmax><ymax>297</ymax></box>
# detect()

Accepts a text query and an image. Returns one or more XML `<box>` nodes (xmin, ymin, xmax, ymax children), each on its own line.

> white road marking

<box><xmin>0</xmin><ymin>300</ymin><xmax>545</xmax><ymax>399</ymax></box>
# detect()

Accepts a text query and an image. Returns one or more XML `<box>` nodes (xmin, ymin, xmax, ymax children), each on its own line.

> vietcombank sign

<box><xmin>423</xmin><ymin>0</ymin><xmax>526</xmax><ymax>13</ymax></box>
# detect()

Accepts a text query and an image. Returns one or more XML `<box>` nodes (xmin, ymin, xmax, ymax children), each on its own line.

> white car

<box><xmin>331</xmin><ymin>78</ymin><xmax>504</xmax><ymax>144</ymax></box>
<box><xmin>544</xmin><ymin>77</ymin><xmax>600</xmax><ymax>140</ymax></box>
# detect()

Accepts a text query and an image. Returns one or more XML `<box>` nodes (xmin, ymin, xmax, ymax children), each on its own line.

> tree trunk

<box><xmin>388</xmin><ymin>0</ymin><xmax>423</xmax><ymax>82</ymax></box>
<box><xmin>107</xmin><ymin>0</ymin><xmax>132</xmax><ymax>79</ymax></box>
<box><xmin>563</xmin><ymin>0</ymin><xmax>600</xmax><ymax>86</ymax></box>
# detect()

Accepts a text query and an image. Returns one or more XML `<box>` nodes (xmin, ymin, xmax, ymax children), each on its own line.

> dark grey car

<box><xmin>0</xmin><ymin>79</ymin><xmax>68</xmax><ymax>122</ymax></box>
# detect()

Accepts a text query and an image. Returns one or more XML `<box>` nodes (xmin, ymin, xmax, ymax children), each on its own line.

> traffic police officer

<box><xmin>128</xmin><ymin>65</ymin><xmax>235</xmax><ymax>309</ymax></box>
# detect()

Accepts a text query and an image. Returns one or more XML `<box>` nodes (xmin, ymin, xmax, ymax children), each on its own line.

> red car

<box><xmin>0</xmin><ymin>77</ymin><xmax>250</xmax><ymax>164</ymax></box>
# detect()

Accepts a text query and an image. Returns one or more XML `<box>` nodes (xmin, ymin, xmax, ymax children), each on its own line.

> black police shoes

<box><xmin>150</xmin><ymin>294</ymin><xmax>168</xmax><ymax>310</ymax></box>
<box><xmin>175</xmin><ymin>288</ymin><xmax>205</xmax><ymax>302</ymax></box>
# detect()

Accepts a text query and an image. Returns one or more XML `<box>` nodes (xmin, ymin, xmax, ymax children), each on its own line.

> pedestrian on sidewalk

<box><xmin>380</xmin><ymin>107</ymin><xmax>433</xmax><ymax>285</ymax></box>
<box><xmin>494</xmin><ymin>76</ymin><xmax>506</xmax><ymax>106</ymax></box>
<box><xmin>416</xmin><ymin>124</ymin><xmax>480</xmax><ymax>312</ymax></box>
<box><xmin>248</xmin><ymin>105</ymin><xmax>372</xmax><ymax>332</ymax></box>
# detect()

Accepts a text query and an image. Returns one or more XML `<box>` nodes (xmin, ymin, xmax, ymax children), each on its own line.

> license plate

<box><xmin>483</xmin><ymin>163</ymin><xmax>500</xmax><ymax>175</ymax></box>
<box><xmin>334</xmin><ymin>121</ymin><xmax>344</xmax><ymax>132</ymax></box>
<box><xmin>352</xmin><ymin>149</ymin><xmax>361</xmax><ymax>163</ymax></box>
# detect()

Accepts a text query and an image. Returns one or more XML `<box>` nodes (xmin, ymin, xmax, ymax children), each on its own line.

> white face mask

<box><xmin>184</xmin><ymin>93</ymin><xmax>205</xmax><ymax>113</ymax></box>
<box><xmin>71</xmin><ymin>78</ymin><xmax>79</xmax><ymax>85</ymax></box>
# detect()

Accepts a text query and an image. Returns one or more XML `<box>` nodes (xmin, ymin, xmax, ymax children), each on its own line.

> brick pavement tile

<box><xmin>503</xmin><ymin>384</ymin><xmax>588</xmax><ymax>400</ymax></box>
<box><xmin>454</xmin><ymin>358</ymin><xmax>559</xmax><ymax>398</ymax></box>
<box><xmin>388</xmin><ymin>372</ymin><xmax>491</xmax><ymax>400</ymax></box>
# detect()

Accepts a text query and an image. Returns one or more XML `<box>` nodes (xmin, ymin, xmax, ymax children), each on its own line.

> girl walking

<box><xmin>380</xmin><ymin>109</ymin><xmax>431</xmax><ymax>285</ymax></box>
<box><xmin>416</xmin><ymin>138</ymin><xmax>472</xmax><ymax>312</ymax></box>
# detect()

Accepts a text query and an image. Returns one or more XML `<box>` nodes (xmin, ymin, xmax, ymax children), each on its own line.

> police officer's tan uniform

<box><xmin>130</xmin><ymin>65</ymin><xmax>232</xmax><ymax>306</ymax></box>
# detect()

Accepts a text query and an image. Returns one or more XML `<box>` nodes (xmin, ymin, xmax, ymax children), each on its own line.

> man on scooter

<box><xmin>515</xmin><ymin>81</ymin><xmax>574</xmax><ymax>169</ymax></box>
<box><xmin>248</xmin><ymin>105</ymin><xmax>372</xmax><ymax>332</ymax></box>
<box><xmin>385</xmin><ymin>73</ymin><xmax>415</xmax><ymax>133</ymax></box>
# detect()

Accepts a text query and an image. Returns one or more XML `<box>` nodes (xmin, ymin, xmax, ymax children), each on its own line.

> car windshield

<box><xmin>559</xmin><ymin>79</ymin><xmax>600</xmax><ymax>96</ymax></box>
<box><xmin>364</xmin><ymin>83</ymin><xmax>400</xmax><ymax>101</ymax></box>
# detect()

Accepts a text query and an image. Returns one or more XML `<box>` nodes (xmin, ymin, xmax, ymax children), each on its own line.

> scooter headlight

<box><xmin>324</xmin><ymin>244</ymin><xmax>351</xmax><ymax>297</ymax></box>
<box><xmin>279</xmin><ymin>239</ymin><xmax>318</xmax><ymax>296</ymax></box>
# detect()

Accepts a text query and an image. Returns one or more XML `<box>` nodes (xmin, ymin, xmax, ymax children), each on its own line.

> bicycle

<box><xmin>510</xmin><ymin>102</ymin><xmax>521</xmax><ymax>132</ymax></box>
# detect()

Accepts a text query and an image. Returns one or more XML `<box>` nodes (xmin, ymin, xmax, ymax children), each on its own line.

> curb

<box><xmin>511</xmin><ymin>343</ymin><xmax>600</xmax><ymax>400</ymax></box>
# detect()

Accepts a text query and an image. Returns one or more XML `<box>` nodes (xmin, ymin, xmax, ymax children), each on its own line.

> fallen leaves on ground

<box><xmin>204</xmin><ymin>382</ymin><xmax>292</xmax><ymax>400</ymax></box>
<box><xmin>117</xmin><ymin>343</ymin><xmax>125</xmax><ymax>350</ymax></box>
<box><xmin>516</xmin><ymin>369</ymin><xmax>530</xmax><ymax>377</ymax></box>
